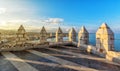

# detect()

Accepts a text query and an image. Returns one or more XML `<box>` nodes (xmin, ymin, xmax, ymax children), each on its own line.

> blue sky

<box><xmin>0</xmin><ymin>0</ymin><xmax>120</xmax><ymax>33</ymax></box>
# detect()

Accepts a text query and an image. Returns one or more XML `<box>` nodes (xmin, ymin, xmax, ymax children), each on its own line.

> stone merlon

<box><xmin>96</xmin><ymin>22</ymin><xmax>114</xmax><ymax>53</ymax></box>
<box><xmin>40</xmin><ymin>26</ymin><xmax>47</xmax><ymax>42</ymax></box>
<box><xmin>69</xmin><ymin>27</ymin><xmax>76</xmax><ymax>42</ymax></box>
<box><xmin>78</xmin><ymin>26</ymin><xmax>89</xmax><ymax>47</ymax></box>
<box><xmin>56</xmin><ymin>27</ymin><xmax>63</xmax><ymax>42</ymax></box>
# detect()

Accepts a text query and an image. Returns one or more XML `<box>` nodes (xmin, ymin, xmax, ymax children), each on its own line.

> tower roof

<box><xmin>56</xmin><ymin>27</ymin><xmax>63</xmax><ymax>33</ymax></box>
<box><xmin>17</xmin><ymin>25</ymin><xmax>26</xmax><ymax>33</ymax></box>
<box><xmin>79</xmin><ymin>26</ymin><xmax>88</xmax><ymax>34</ymax></box>
<box><xmin>100</xmin><ymin>22</ymin><xmax>110</xmax><ymax>29</ymax></box>
<box><xmin>96</xmin><ymin>23</ymin><xmax>114</xmax><ymax>35</ymax></box>
<box><xmin>40</xmin><ymin>26</ymin><xmax>47</xmax><ymax>34</ymax></box>
<box><xmin>69</xmin><ymin>27</ymin><xmax>76</xmax><ymax>34</ymax></box>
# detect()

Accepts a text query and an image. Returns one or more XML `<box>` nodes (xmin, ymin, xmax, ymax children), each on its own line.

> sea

<box><xmin>47</xmin><ymin>33</ymin><xmax>120</xmax><ymax>52</ymax></box>
<box><xmin>89</xmin><ymin>33</ymin><xmax>120</xmax><ymax>52</ymax></box>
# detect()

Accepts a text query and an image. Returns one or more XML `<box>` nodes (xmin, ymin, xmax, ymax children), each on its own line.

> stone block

<box><xmin>96</xmin><ymin>29</ymin><xmax>104</xmax><ymax>34</ymax></box>
<box><xmin>102</xmin><ymin>35</ymin><xmax>114</xmax><ymax>40</ymax></box>
<box><xmin>102</xmin><ymin>40</ymin><xmax>114</xmax><ymax>45</ymax></box>
<box><xmin>96</xmin><ymin>40</ymin><xmax>101</xmax><ymax>44</ymax></box>
<box><xmin>96</xmin><ymin>44</ymin><xmax>101</xmax><ymax>48</ymax></box>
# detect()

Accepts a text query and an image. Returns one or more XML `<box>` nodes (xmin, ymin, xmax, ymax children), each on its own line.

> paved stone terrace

<box><xmin>0</xmin><ymin>46</ymin><xmax>120</xmax><ymax>71</ymax></box>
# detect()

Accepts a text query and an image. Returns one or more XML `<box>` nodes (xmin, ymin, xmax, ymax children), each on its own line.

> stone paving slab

<box><xmin>43</xmin><ymin>47</ymin><xmax>120</xmax><ymax>71</ymax></box>
<box><xmin>1</xmin><ymin>52</ymin><xmax>38</xmax><ymax>71</ymax></box>
<box><xmin>0</xmin><ymin>46</ymin><xmax>120</xmax><ymax>71</ymax></box>
<box><xmin>53</xmin><ymin>46</ymin><xmax>120</xmax><ymax>66</ymax></box>
<box><xmin>27</xmin><ymin>50</ymin><xmax>98</xmax><ymax>71</ymax></box>
<box><xmin>0</xmin><ymin>53</ymin><xmax>18</xmax><ymax>71</ymax></box>
<box><xmin>10</xmin><ymin>51</ymin><xmax>75</xmax><ymax>71</ymax></box>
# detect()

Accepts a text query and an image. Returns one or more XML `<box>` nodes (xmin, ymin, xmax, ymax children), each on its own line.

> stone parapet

<box><xmin>68</xmin><ymin>27</ymin><xmax>76</xmax><ymax>42</ymax></box>
<box><xmin>40</xmin><ymin>26</ymin><xmax>47</xmax><ymax>42</ymax></box>
<box><xmin>78</xmin><ymin>26</ymin><xmax>89</xmax><ymax>47</ymax></box>
<box><xmin>16</xmin><ymin>25</ymin><xmax>28</xmax><ymax>44</ymax></box>
<box><xmin>56</xmin><ymin>27</ymin><xmax>63</xmax><ymax>42</ymax></box>
<box><xmin>96</xmin><ymin>23</ymin><xmax>114</xmax><ymax>53</ymax></box>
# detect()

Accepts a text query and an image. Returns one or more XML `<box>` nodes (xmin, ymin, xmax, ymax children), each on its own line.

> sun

<box><xmin>0</xmin><ymin>21</ymin><xmax>7</xmax><ymax>26</ymax></box>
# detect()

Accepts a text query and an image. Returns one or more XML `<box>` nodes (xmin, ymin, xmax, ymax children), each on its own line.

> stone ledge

<box><xmin>78</xmin><ymin>44</ymin><xmax>120</xmax><ymax>64</ymax></box>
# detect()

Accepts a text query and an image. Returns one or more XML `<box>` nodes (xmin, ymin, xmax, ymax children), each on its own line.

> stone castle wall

<box><xmin>0</xmin><ymin>23</ymin><xmax>120</xmax><ymax>64</ymax></box>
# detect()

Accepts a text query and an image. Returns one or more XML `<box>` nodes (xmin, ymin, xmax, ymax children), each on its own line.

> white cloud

<box><xmin>0</xmin><ymin>8</ymin><xmax>6</xmax><ymax>14</ymax></box>
<box><xmin>41</xmin><ymin>18</ymin><xmax>64</xmax><ymax>24</ymax></box>
<box><xmin>0</xmin><ymin>19</ymin><xmax>72</xmax><ymax>33</ymax></box>
<box><xmin>0</xmin><ymin>1</ymin><xmax>65</xmax><ymax>31</ymax></box>
<box><xmin>0</xmin><ymin>18</ymin><xmax>64</xmax><ymax>30</ymax></box>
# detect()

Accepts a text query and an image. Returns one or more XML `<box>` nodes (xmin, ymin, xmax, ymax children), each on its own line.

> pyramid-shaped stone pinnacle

<box><xmin>18</xmin><ymin>25</ymin><xmax>26</xmax><ymax>33</ymax></box>
<box><xmin>100</xmin><ymin>22</ymin><xmax>109</xmax><ymax>28</ymax></box>
<box><xmin>40</xmin><ymin>26</ymin><xmax>47</xmax><ymax>34</ymax></box>
<box><xmin>18</xmin><ymin>25</ymin><xmax>25</xmax><ymax>30</ymax></box>
<box><xmin>56</xmin><ymin>27</ymin><xmax>63</xmax><ymax>33</ymax></box>
<box><xmin>69</xmin><ymin>27</ymin><xmax>76</xmax><ymax>34</ymax></box>
<box><xmin>79</xmin><ymin>26</ymin><xmax>88</xmax><ymax>34</ymax></box>
<box><xmin>96</xmin><ymin>23</ymin><xmax>113</xmax><ymax>35</ymax></box>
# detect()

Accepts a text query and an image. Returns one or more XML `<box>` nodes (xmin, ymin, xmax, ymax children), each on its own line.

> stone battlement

<box><xmin>0</xmin><ymin>23</ymin><xmax>120</xmax><ymax>64</ymax></box>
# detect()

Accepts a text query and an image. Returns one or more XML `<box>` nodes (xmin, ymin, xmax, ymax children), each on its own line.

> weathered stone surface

<box><xmin>96</xmin><ymin>23</ymin><xmax>114</xmax><ymax>53</ymax></box>
<box><xmin>106</xmin><ymin>51</ymin><xmax>120</xmax><ymax>61</ymax></box>
<box><xmin>16</xmin><ymin>25</ymin><xmax>28</xmax><ymax>44</ymax></box>
<box><xmin>56</xmin><ymin>27</ymin><xmax>63</xmax><ymax>42</ymax></box>
<box><xmin>68</xmin><ymin>28</ymin><xmax>76</xmax><ymax>42</ymax></box>
<box><xmin>2</xmin><ymin>52</ymin><xmax>38</xmax><ymax>71</ymax></box>
<box><xmin>40</xmin><ymin>26</ymin><xmax>47</xmax><ymax>42</ymax></box>
<box><xmin>78</xmin><ymin>26</ymin><xmax>89</xmax><ymax>47</ymax></box>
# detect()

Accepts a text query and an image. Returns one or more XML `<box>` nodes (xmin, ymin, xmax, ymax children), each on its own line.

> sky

<box><xmin>0</xmin><ymin>0</ymin><xmax>120</xmax><ymax>33</ymax></box>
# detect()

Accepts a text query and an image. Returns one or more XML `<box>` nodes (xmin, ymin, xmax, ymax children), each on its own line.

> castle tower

<box><xmin>78</xmin><ymin>26</ymin><xmax>89</xmax><ymax>47</ymax></box>
<box><xmin>40</xmin><ymin>26</ymin><xmax>47</xmax><ymax>42</ymax></box>
<box><xmin>69</xmin><ymin>27</ymin><xmax>76</xmax><ymax>42</ymax></box>
<box><xmin>96</xmin><ymin>23</ymin><xmax>114</xmax><ymax>53</ymax></box>
<box><xmin>16</xmin><ymin>25</ymin><xmax>28</xmax><ymax>43</ymax></box>
<box><xmin>56</xmin><ymin>27</ymin><xmax>63</xmax><ymax>42</ymax></box>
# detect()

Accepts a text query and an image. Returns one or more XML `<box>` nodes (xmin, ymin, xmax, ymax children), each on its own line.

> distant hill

<box><xmin>0</xmin><ymin>29</ymin><xmax>16</xmax><ymax>35</ymax></box>
<box><xmin>0</xmin><ymin>29</ymin><xmax>69</xmax><ymax>35</ymax></box>
<box><xmin>0</xmin><ymin>29</ymin><xmax>40</xmax><ymax>35</ymax></box>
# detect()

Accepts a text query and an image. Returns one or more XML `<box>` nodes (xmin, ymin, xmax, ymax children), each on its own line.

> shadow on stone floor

<box><xmin>54</xmin><ymin>55</ymin><xmax>120</xmax><ymax>71</ymax></box>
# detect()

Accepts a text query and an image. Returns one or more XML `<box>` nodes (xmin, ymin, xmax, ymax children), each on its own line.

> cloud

<box><xmin>0</xmin><ymin>1</ymin><xmax>64</xmax><ymax>31</ymax></box>
<box><xmin>41</xmin><ymin>18</ymin><xmax>64</xmax><ymax>24</ymax></box>
<box><xmin>0</xmin><ymin>18</ymin><xmax>65</xmax><ymax>32</ymax></box>
<box><xmin>0</xmin><ymin>8</ymin><xmax>6</xmax><ymax>14</ymax></box>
